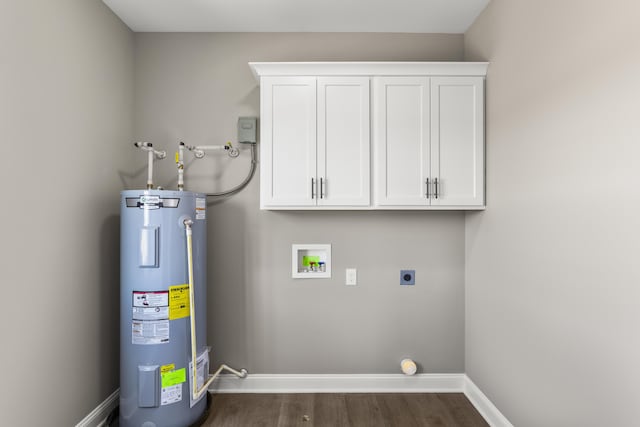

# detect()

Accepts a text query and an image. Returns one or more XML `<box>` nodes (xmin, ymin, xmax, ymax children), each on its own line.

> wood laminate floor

<box><xmin>203</xmin><ymin>393</ymin><xmax>489</xmax><ymax>427</ymax></box>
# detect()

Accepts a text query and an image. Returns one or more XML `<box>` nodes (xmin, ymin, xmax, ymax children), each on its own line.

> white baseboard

<box><xmin>209</xmin><ymin>373</ymin><xmax>512</xmax><ymax>426</ymax></box>
<box><xmin>75</xmin><ymin>389</ymin><xmax>119</xmax><ymax>427</ymax></box>
<box><xmin>463</xmin><ymin>376</ymin><xmax>514</xmax><ymax>427</ymax></box>
<box><xmin>209</xmin><ymin>373</ymin><xmax>465</xmax><ymax>393</ymax></box>
<box><xmin>77</xmin><ymin>375</ymin><xmax>513</xmax><ymax>427</ymax></box>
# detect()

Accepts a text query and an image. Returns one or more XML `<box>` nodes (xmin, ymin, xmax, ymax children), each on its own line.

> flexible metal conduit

<box><xmin>207</xmin><ymin>143</ymin><xmax>257</xmax><ymax>198</ymax></box>
<box><xmin>184</xmin><ymin>219</ymin><xmax>247</xmax><ymax>400</ymax></box>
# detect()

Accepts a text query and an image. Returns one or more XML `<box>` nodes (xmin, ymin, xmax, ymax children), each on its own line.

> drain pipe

<box><xmin>183</xmin><ymin>219</ymin><xmax>247</xmax><ymax>401</ymax></box>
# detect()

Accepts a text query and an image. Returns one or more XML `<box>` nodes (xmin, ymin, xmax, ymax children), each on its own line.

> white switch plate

<box><xmin>346</xmin><ymin>268</ymin><xmax>357</xmax><ymax>285</ymax></box>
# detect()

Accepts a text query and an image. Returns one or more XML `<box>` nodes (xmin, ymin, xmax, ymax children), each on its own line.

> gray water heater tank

<box><xmin>120</xmin><ymin>190</ymin><xmax>208</xmax><ymax>427</ymax></box>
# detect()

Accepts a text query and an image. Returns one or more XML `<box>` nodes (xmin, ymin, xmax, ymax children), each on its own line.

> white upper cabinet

<box><xmin>317</xmin><ymin>77</ymin><xmax>370</xmax><ymax>207</ymax></box>
<box><xmin>251</xmin><ymin>62</ymin><xmax>487</xmax><ymax>210</ymax></box>
<box><xmin>260</xmin><ymin>76</ymin><xmax>317</xmax><ymax>207</ymax></box>
<box><xmin>430</xmin><ymin>77</ymin><xmax>484</xmax><ymax>207</ymax></box>
<box><xmin>374</xmin><ymin>75</ymin><xmax>484</xmax><ymax>208</ymax></box>
<box><xmin>374</xmin><ymin>77</ymin><xmax>431</xmax><ymax>206</ymax></box>
<box><xmin>260</xmin><ymin>75</ymin><xmax>369</xmax><ymax>208</ymax></box>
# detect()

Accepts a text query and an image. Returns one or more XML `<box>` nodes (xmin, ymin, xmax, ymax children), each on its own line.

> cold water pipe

<box><xmin>183</xmin><ymin>219</ymin><xmax>247</xmax><ymax>401</ymax></box>
<box><xmin>134</xmin><ymin>142</ymin><xmax>166</xmax><ymax>189</ymax></box>
<box><xmin>185</xmin><ymin>142</ymin><xmax>240</xmax><ymax>159</ymax></box>
<box><xmin>147</xmin><ymin>149</ymin><xmax>154</xmax><ymax>189</ymax></box>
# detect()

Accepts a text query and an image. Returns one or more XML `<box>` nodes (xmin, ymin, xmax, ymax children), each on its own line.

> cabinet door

<box><xmin>317</xmin><ymin>77</ymin><xmax>370</xmax><ymax>206</ymax></box>
<box><xmin>374</xmin><ymin>77</ymin><xmax>430</xmax><ymax>206</ymax></box>
<box><xmin>430</xmin><ymin>77</ymin><xmax>484</xmax><ymax>207</ymax></box>
<box><xmin>260</xmin><ymin>77</ymin><xmax>317</xmax><ymax>207</ymax></box>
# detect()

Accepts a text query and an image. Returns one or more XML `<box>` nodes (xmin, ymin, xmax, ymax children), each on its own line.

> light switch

<box><xmin>346</xmin><ymin>268</ymin><xmax>357</xmax><ymax>286</ymax></box>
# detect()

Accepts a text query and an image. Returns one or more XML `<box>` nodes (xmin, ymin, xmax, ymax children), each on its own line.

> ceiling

<box><xmin>102</xmin><ymin>0</ymin><xmax>490</xmax><ymax>33</ymax></box>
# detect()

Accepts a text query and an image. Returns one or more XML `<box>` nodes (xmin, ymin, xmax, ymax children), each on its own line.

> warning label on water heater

<box><xmin>160</xmin><ymin>367</ymin><xmax>186</xmax><ymax>405</ymax></box>
<box><xmin>161</xmin><ymin>384</ymin><xmax>182</xmax><ymax>405</ymax></box>
<box><xmin>133</xmin><ymin>306</ymin><xmax>169</xmax><ymax>321</ymax></box>
<box><xmin>132</xmin><ymin>319</ymin><xmax>169</xmax><ymax>345</ymax></box>
<box><xmin>133</xmin><ymin>291</ymin><xmax>168</xmax><ymax>307</ymax></box>
<box><xmin>169</xmin><ymin>284</ymin><xmax>190</xmax><ymax>320</ymax></box>
<box><xmin>132</xmin><ymin>290</ymin><xmax>170</xmax><ymax>344</ymax></box>
<box><xmin>195</xmin><ymin>198</ymin><xmax>206</xmax><ymax>220</ymax></box>
<box><xmin>189</xmin><ymin>350</ymin><xmax>209</xmax><ymax>408</ymax></box>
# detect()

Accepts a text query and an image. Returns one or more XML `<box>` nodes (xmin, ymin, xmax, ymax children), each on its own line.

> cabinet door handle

<box><xmin>425</xmin><ymin>178</ymin><xmax>430</xmax><ymax>198</ymax></box>
<box><xmin>311</xmin><ymin>178</ymin><xmax>315</xmax><ymax>199</ymax></box>
<box><xmin>320</xmin><ymin>178</ymin><xmax>324</xmax><ymax>199</ymax></box>
<box><xmin>434</xmin><ymin>178</ymin><xmax>439</xmax><ymax>199</ymax></box>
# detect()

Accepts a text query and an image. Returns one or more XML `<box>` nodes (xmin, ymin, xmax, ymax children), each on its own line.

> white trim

<box><xmin>463</xmin><ymin>376</ymin><xmax>514</xmax><ymax>427</ymax></box>
<box><xmin>260</xmin><ymin>205</ymin><xmax>486</xmax><ymax>211</ymax></box>
<box><xmin>75</xmin><ymin>389</ymin><xmax>119</xmax><ymax>427</ymax></box>
<box><xmin>209</xmin><ymin>373</ymin><xmax>465</xmax><ymax>394</ymax></box>
<box><xmin>249</xmin><ymin>62</ymin><xmax>489</xmax><ymax>80</ymax></box>
<box><xmin>76</xmin><ymin>375</ymin><xmax>513</xmax><ymax>427</ymax></box>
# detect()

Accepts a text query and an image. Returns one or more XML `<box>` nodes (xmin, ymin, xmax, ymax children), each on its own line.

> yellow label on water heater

<box><xmin>161</xmin><ymin>363</ymin><xmax>175</xmax><ymax>374</ymax></box>
<box><xmin>161</xmin><ymin>368</ymin><xmax>186</xmax><ymax>387</ymax></box>
<box><xmin>169</xmin><ymin>284</ymin><xmax>190</xmax><ymax>320</ymax></box>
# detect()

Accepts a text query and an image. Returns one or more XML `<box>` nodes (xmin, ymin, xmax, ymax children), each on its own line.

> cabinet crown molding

<box><xmin>249</xmin><ymin>61</ymin><xmax>489</xmax><ymax>80</ymax></box>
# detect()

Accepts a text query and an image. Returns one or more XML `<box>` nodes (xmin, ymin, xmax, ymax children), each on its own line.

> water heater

<box><xmin>120</xmin><ymin>189</ymin><xmax>209</xmax><ymax>427</ymax></box>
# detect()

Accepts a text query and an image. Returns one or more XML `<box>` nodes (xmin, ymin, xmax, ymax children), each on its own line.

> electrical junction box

<box><xmin>238</xmin><ymin>117</ymin><xmax>257</xmax><ymax>144</ymax></box>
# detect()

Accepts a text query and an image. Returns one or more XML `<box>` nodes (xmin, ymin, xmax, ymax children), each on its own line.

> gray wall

<box><xmin>464</xmin><ymin>1</ymin><xmax>640</xmax><ymax>425</ymax></box>
<box><xmin>0</xmin><ymin>1</ymin><xmax>134</xmax><ymax>425</ymax></box>
<box><xmin>133</xmin><ymin>33</ymin><xmax>467</xmax><ymax>374</ymax></box>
